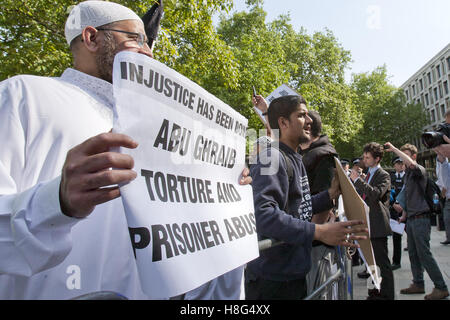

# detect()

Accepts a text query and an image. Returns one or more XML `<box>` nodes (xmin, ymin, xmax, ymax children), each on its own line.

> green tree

<box><xmin>217</xmin><ymin>1</ymin><xmax>362</xmax><ymax>145</ymax></box>
<box><xmin>0</xmin><ymin>0</ymin><xmax>73</xmax><ymax>79</ymax></box>
<box><xmin>216</xmin><ymin>0</ymin><xmax>291</xmax><ymax>130</ymax></box>
<box><xmin>0</xmin><ymin>0</ymin><xmax>236</xmax><ymax>85</ymax></box>
<box><xmin>1</xmin><ymin>0</ymin><xmax>423</xmax><ymax>164</ymax></box>
<box><xmin>347</xmin><ymin>66</ymin><xmax>428</xmax><ymax>165</ymax></box>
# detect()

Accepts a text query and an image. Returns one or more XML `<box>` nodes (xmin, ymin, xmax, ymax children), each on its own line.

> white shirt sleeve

<box><xmin>439</xmin><ymin>158</ymin><xmax>450</xmax><ymax>193</ymax></box>
<box><xmin>0</xmin><ymin>79</ymin><xmax>79</xmax><ymax>277</ymax></box>
<box><xmin>436</xmin><ymin>158</ymin><xmax>445</xmax><ymax>190</ymax></box>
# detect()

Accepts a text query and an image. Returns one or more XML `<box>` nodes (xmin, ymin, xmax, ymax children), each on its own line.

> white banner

<box><xmin>265</xmin><ymin>84</ymin><xmax>299</xmax><ymax>104</ymax></box>
<box><xmin>112</xmin><ymin>52</ymin><xmax>258</xmax><ymax>298</ymax></box>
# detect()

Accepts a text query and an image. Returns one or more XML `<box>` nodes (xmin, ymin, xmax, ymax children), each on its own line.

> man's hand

<box><xmin>239</xmin><ymin>167</ymin><xmax>252</xmax><ymax>185</ymax></box>
<box><xmin>349</xmin><ymin>168</ymin><xmax>360</xmax><ymax>183</ymax></box>
<box><xmin>393</xmin><ymin>203</ymin><xmax>403</xmax><ymax>213</ymax></box>
<box><xmin>327</xmin><ymin>171</ymin><xmax>341</xmax><ymax>200</ymax></box>
<box><xmin>433</xmin><ymin>135</ymin><xmax>450</xmax><ymax>159</ymax></box>
<box><xmin>383</xmin><ymin>141</ymin><xmax>395</xmax><ymax>152</ymax></box>
<box><xmin>252</xmin><ymin>94</ymin><xmax>268</xmax><ymax>113</ymax></box>
<box><xmin>59</xmin><ymin>132</ymin><xmax>138</xmax><ymax>218</ymax></box>
<box><xmin>314</xmin><ymin>220</ymin><xmax>368</xmax><ymax>248</ymax></box>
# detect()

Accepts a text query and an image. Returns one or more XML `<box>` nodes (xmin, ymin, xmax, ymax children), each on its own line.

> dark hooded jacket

<box><xmin>300</xmin><ymin>135</ymin><xmax>338</xmax><ymax>195</ymax></box>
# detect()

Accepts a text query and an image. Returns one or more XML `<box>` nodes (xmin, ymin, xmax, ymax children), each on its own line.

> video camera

<box><xmin>421</xmin><ymin>123</ymin><xmax>450</xmax><ymax>148</ymax></box>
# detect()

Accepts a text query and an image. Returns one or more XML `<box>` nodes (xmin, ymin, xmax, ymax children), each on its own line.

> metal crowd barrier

<box><xmin>72</xmin><ymin>239</ymin><xmax>352</xmax><ymax>300</ymax></box>
<box><xmin>257</xmin><ymin>239</ymin><xmax>352</xmax><ymax>300</ymax></box>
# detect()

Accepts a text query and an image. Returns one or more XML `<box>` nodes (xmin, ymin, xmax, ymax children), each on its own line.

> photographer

<box><xmin>384</xmin><ymin>142</ymin><xmax>449</xmax><ymax>300</ymax></box>
<box><xmin>423</xmin><ymin>119</ymin><xmax>450</xmax><ymax>245</ymax></box>
<box><xmin>433</xmin><ymin>134</ymin><xmax>450</xmax><ymax>245</ymax></box>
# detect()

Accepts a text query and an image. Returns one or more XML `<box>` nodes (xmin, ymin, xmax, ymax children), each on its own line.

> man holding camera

<box><xmin>435</xmin><ymin>146</ymin><xmax>450</xmax><ymax>246</ymax></box>
<box><xmin>384</xmin><ymin>142</ymin><xmax>449</xmax><ymax>300</ymax></box>
<box><xmin>432</xmin><ymin>116</ymin><xmax>450</xmax><ymax>246</ymax></box>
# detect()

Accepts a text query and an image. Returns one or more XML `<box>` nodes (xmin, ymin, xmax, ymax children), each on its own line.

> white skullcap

<box><xmin>65</xmin><ymin>1</ymin><xmax>142</xmax><ymax>45</ymax></box>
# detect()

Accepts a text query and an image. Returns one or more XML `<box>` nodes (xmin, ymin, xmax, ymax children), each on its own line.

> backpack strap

<box><xmin>270</xmin><ymin>145</ymin><xmax>294</xmax><ymax>213</ymax></box>
<box><xmin>271</xmin><ymin>145</ymin><xmax>294</xmax><ymax>184</ymax></box>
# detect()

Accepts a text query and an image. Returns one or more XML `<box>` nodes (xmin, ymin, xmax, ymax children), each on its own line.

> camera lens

<box><xmin>421</xmin><ymin>132</ymin><xmax>445</xmax><ymax>148</ymax></box>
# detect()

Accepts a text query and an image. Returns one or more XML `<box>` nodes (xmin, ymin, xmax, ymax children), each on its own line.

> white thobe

<box><xmin>0</xmin><ymin>68</ymin><xmax>148</xmax><ymax>299</ymax></box>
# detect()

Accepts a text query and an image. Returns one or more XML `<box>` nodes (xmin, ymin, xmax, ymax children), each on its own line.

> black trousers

<box><xmin>244</xmin><ymin>269</ymin><xmax>307</xmax><ymax>300</ymax></box>
<box><xmin>372</xmin><ymin>237</ymin><xmax>395</xmax><ymax>300</ymax></box>
<box><xmin>391</xmin><ymin>232</ymin><xmax>402</xmax><ymax>265</ymax></box>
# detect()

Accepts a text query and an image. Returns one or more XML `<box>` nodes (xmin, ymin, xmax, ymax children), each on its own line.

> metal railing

<box><xmin>304</xmin><ymin>269</ymin><xmax>343</xmax><ymax>300</ymax></box>
<box><xmin>257</xmin><ymin>239</ymin><xmax>352</xmax><ymax>300</ymax></box>
<box><xmin>72</xmin><ymin>239</ymin><xmax>353</xmax><ymax>300</ymax></box>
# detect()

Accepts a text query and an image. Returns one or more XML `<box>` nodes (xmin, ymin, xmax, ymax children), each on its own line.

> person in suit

<box><xmin>389</xmin><ymin>157</ymin><xmax>406</xmax><ymax>270</ymax></box>
<box><xmin>350</xmin><ymin>142</ymin><xmax>395</xmax><ymax>300</ymax></box>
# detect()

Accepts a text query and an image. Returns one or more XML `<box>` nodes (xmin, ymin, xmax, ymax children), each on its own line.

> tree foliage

<box><xmin>0</xmin><ymin>0</ymin><xmax>423</xmax><ymax>163</ymax></box>
<box><xmin>346</xmin><ymin>66</ymin><xmax>428</xmax><ymax>165</ymax></box>
<box><xmin>217</xmin><ymin>2</ymin><xmax>362</xmax><ymax>144</ymax></box>
<box><xmin>0</xmin><ymin>0</ymin><xmax>236</xmax><ymax>83</ymax></box>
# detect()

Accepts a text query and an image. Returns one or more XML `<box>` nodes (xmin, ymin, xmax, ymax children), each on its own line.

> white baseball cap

<box><xmin>65</xmin><ymin>1</ymin><xmax>142</xmax><ymax>45</ymax></box>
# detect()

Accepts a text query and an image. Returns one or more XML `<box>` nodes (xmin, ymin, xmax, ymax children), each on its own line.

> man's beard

<box><xmin>298</xmin><ymin>128</ymin><xmax>311</xmax><ymax>144</ymax></box>
<box><xmin>299</xmin><ymin>135</ymin><xmax>310</xmax><ymax>144</ymax></box>
<box><xmin>96</xmin><ymin>32</ymin><xmax>118</xmax><ymax>83</ymax></box>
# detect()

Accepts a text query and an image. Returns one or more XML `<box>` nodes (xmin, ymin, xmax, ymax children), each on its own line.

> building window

<box><xmin>412</xmin><ymin>84</ymin><xmax>416</xmax><ymax>96</ymax></box>
<box><xmin>431</xmin><ymin>109</ymin><xmax>436</xmax><ymax>122</ymax></box>
<box><xmin>405</xmin><ymin>90</ymin><xmax>409</xmax><ymax>100</ymax></box>
<box><xmin>441</xmin><ymin>105</ymin><xmax>446</xmax><ymax>119</ymax></box>
<box><xmin>428</xmin><ymin>72</ymin><xmax>432</xmax><ymax>85</ymax></box>
<box><xmin>439</xmin><ymin>83</ymin><xmax>443</xmax><ymax>98</ymax></box>
<box><xmin>425</xmin><ymin>93</ymin><xmax>429</xmax><ymax>105</ymax></box>
<box><xmin>437</xmin><ymin>65</ymin><xmax>441</xmax><ymax>78</ymax></box>
<box><xmin>444</xmin><ymin>81</ymin><xmax>449</xmax><ymax>95</ymax></box>
<box><xmin>434</xmin><ymin>87</ymin><xmax>439</xmax><ymax>100</ymax></box>
<box><xmin>447</xmin><ymin>57</ymin><xmax>450</xmax><ymax>71</ymax></box>
<box><xmin>419</xmin><ymin>79</ymin><xmax>423</xmax><ymax>91</ymax></box>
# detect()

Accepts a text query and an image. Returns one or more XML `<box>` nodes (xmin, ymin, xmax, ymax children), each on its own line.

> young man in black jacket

<box><xmin>245</xmin><ymin>95</ymin><xmax>368</xmax><ymax>300</ymax></box>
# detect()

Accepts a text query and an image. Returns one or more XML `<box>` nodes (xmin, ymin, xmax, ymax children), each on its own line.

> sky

<box><xmin>226</xmin><ymin>0</ymin><xmax>450</xmax><ymax>87</ymax></box>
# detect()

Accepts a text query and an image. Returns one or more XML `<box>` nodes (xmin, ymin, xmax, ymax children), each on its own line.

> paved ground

<box><xmin>351</xmin><ymin>221</ymin><xmax>450</xmax><ymax>300</ymax></box>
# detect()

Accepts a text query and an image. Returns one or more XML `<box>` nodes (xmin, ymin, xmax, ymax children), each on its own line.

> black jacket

<box><xmin>248</xmin><ymin>142</ymin><xmax>333</xmax><ymax>281</ymax></box>
<box><xmin>300</xmin><ymin>135</ymin><xmax>338</xmax><ymax>195</ymax></box>
<box><xmin>354</xmin><ymin>167</ymin><xmax>392</xmax><ymax>238</ymax></box>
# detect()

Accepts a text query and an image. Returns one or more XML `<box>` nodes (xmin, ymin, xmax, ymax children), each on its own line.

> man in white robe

<box><xmin>0</xmin><ymin>1</ymin><xmax>251</xmax><ymax>300</ymax></box>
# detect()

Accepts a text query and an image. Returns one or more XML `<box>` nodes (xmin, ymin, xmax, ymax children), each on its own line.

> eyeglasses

<box><xmin>96</xmin><ymin>28</ymin><xmax>151</xmax><ymax>48</ymax></box>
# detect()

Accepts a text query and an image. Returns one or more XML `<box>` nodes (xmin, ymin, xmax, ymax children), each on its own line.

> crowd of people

<box><xmin>0</xmin><ymin>1</ymin><xmax>448</xmax><ymax>301</ymax></box>
<box><xmin>250</xmin><ymin>89</ymin><xmax>449</xmax><ymax>301</ymax></box>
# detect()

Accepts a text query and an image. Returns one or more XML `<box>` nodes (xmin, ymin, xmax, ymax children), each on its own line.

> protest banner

<box><xmin>112</xmin><ymin>51</ymin><xmax>258</xmax><ymax>298</ymax></box>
